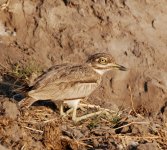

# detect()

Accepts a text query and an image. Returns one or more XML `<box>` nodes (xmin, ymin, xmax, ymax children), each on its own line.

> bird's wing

<box><xmin>30</xmin><ymin>64</ymin><xmax>68</xmax><ymax>89</ymax></box>
<box><xmin>28</xmin><ymin>64</ymin><xmax>101</xmax><ymax>100</ymax></box>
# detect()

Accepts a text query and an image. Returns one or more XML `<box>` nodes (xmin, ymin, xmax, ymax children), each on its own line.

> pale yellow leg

<box><xmin>72</xmin><ymin>107</ymin><xmax>77</xmax><ymax>121</ymax></box>
<box><xmin>66</xmin><ymin>103</ymin><xmax>114</xmax><ymax>122</ymax></box>
<box><xmin>60</xmin><ymin>104</ymin><xmax>66</xmax><ymax>117</ymax></box>
<box><xmin>60</xmin><ymin>102</ymin><xmax>113</xmax><ymax>122</ymax></box>
<box><xmin>66</xmin><ymin>108</ymin><xmax>74</xmax><ymax>115</ymax></box>
<box><xmin>79</xmin><ymin>103</ymin><xmax>116</xmax><ymax>113</ymax></box>
<box><xmin>60</xmin><ymin>104</ymin><xmax>74</xmax><ymax>118</ymax></box>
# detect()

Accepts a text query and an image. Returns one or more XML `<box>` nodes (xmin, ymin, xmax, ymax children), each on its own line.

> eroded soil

<box><xmin>0</xmin><ymin>0</ymin><xmax>167</xmax><ymax>149</ymax></box>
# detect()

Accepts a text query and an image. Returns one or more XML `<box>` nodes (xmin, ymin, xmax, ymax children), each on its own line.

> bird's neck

<box><xmin>93</xmin><ymin>68</ymin><xmax>110</xmax><ymax>75</ymax></box>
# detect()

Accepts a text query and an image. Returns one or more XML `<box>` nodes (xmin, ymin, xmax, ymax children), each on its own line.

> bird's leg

<box><xmin>66</xmin><ymin>107</ymin><xmax>74</xmax><ymax>115</ymax></box>
<box><xmin>73</xmin><ymin>101</ymin><xmax>113</xmax><ymax>122</ymax></box>
<box><xmin>72</xmin><ymin>107</ymin><xmax>77</xmax><ymax>121</ymax></box>
<box><xmin>60</xmin><ymin>102</ymin><xmax>74</xmax><ymax>117</ymax></box>
<box><xmin>18</xmin><ymin>97</ymin><xmax>36</xmax><ymax>109</ymax></box>
<box><xmin>77</xmin><ymin>97</ymin><xmax>90</xmax><ymax>111</ymax></box>
<box><xmin>71</xmin><ymin>104</ymin><xmax>110</xmax><ymax>122</ymax></box>
<box><xmin>69</xmin><ymin>102</ymin><xmax>79</xmax><ymax>121</ymax></box>
<box><xmin>60</xmin><ymin>103</ymin><xmax>65</xmax><ymax>116</ymax></box>
<box><xmin>78</xmin><ymin>104</ymin><xmax>86</xmax><ymax>111</ymax></box>
<box><xmin>63</xmin><ymin>99</ymin><xmax>80</xmax><ymax>120</ymax></box>
<box><xmin>59</xmin><ymin>104</ymin><xmax>78</xmax><ymax>121</ymax></box>
<box><xmin>61</xmin><ymin>100</ymin><xmax>110</xmax><ymax>122</ymax></box>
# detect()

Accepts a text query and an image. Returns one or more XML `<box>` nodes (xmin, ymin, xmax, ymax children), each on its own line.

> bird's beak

<box><xmin>110</xmin><ymin>63</ymin><xmax>127</xmax><ymax>71</ymax></box>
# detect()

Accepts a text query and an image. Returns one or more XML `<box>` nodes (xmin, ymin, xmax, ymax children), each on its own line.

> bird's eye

<box><xmin>99</xmin><ymin>58</ymin><xmax>107</xmax><ymax>64</ymax></box>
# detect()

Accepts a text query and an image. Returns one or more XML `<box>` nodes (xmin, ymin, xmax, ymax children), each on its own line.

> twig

<box><xmin>113</xmin><ymin>135</ymin><xmax>161</xmax><ymax>140</ymax></box>
<box><xmin>128</xmin><ymin>86</ymin><xmax>137</xmax><ymax>114</ymax></box>
<box><xmin>81</xmin><ymin>134</ymin><xmax>161</xmax><ymax>141</ymax></box>
<box><xmin>43</xmin><ymin>118</ymin><xmax>58</xmax><ymax>123</ymax></box>
<box><xmin>21</xmin><ymin>145</ymin><xmax>25</xmax><ymax>150</ymax></box>
<box><xmin>114</xmin><ymin>121</ymin><xmax>149</xmax><ymax>130</ymax></box>
<box><xmin>61</xmin><ymin>136</ymin><xmax>93</xmax><ymax>148</ymax></box>
<box><xmin>0</xmin><ymin>63</ymin><xmax>8</xmax><ymax>70</ymax></box>
<box><xmin>128</xmin><ymin>86</ymin><xmax>144</xmax><ymax>119</ymax></box>
<box><xmin>23</xmin><ymin>126</ymin><xmax>43</xmax><ymax>133</ymax></box>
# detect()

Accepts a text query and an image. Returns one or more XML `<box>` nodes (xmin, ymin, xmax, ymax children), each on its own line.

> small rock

<box><xmin>0</xmin><ymin>144</ymin><xmax>9</xmax><ymax>150</ymax></box>
<box><xmin>72</xmin><ymin>129</ymin><xmax>84</xmax><ymax>139</ymax></box>
<box><xmin>92</xmin><ymin>139</ymin><xmax>99</xmax><ymax>147</ymax></box>
<box><xmin>3</xmin><ymin>100</ymin><xmax>20</xmax><ymax>119</ymax></box>
<box><xmin>120</xmin><ymin>126</ymin><xmax>130</xmax><ymax>133</ymax></box>
<box><xmin>78</xmin><ymin>8</ymin><xmax>85</xmax><ymax>17</ymax></box>
<box><xmin>117</xmin><ymin>144</ymin><xmax>124</xmax><ymax>150</ymax></box>
<box><xmin>137</xmin><ymin>142</ymin><xmax>158</xmax><ymax>150</ymax></box>
<box><xmin>61</xmin><ymin>124</ymin><xmax>67</xmax><ymax>131</ymax></box>
<box><xmin>131</xmin><ymin>127</ymin><xmax>139</xmax><ymax>134</ymax></box>
<box><xmin>93</xmin><ymin>130</ymin><xmax>104</xmax><ymax>136</ymax></box>
<box><xmin>132</xmin><ymin>42</ymin><xmax>141</xmax><ymax>57</ymax></box>
<box><xmin>129</xmin><ymin>141</ymin><xmax>139</xmax><ymax>147</ymax></box>
<box><xmin>98</xmin><ymin>138</ymin><xmax>103</xmax><ymax>142</ymax></box>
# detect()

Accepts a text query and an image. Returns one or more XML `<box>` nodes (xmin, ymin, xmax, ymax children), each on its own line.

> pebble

<box><xmin>3</xmin><ymin>100</ymin><xmax>20</xmax><ymax>119</ymax></box>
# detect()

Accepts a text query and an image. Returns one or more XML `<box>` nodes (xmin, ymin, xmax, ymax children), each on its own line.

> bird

<box><xmin>18</xmin><ymin>53</ymin><xmax>127</xmax><ymax>122</ymax></box>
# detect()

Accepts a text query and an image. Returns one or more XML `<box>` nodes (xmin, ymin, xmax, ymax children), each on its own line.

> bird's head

<box><xmin>86</xmin><ymin>53</ymin><xmax>127</xmax><ymax>75</ymax></box>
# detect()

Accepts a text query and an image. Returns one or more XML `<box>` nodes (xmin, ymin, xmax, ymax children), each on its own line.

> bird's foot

<box><xmin>79</xmin><ymin>103</ymin><xmax>116</xmax><ymax>113</ymax></box>
<box><xmin>79</xmin><ymin>103</ymin><xmax>100</xmax><ymax>109</ymax></box>
<box><xmin>60</xmin><ymin>108</ymin><xmax>74</xmax><ymax>118</ymax></box>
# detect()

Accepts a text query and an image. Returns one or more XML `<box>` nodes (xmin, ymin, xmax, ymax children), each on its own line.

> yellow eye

<box><xmin>99</xmin><ymin>58</ymin><xmax>107</xmax><ymax>64</ymax></box>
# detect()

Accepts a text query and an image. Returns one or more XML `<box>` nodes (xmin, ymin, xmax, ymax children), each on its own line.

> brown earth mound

<box><xmin>0</xmin><ymin>0</ymin><xmax>167</xmax><ymax>149</ymax></box>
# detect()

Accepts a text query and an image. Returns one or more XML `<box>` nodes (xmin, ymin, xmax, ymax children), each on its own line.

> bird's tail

<box><xmin>1</xmin><ymin>73</ymin><xmax>33</xmax><ymax>97</ymax></box>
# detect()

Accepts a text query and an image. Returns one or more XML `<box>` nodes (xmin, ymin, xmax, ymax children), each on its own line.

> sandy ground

<box><xmin>0</xmin><ymin>0</ymin><xmax>167</xmax><ymax>149</ymax></box>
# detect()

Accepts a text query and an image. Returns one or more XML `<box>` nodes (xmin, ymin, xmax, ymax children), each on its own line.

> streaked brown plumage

<box><xmin>19</xmin><ymin>53</ymin><xmax>127</xmax><ymax>122</ymax></box>
<box><xmin>27</xmin><ymin>64</ymin><xmax>101</xmax><ymax>103</ymax></box>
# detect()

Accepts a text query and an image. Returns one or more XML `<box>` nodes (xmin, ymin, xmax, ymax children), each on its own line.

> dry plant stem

<box><xmin>118</xmin><ymin>110</ymin><xmax>131</xmax><ymax>123</ymax></box>
<box><xmin>21</xmin><ymin>120</ymin><xmax>39</xmax><ymax>124</ymax></box>
<box><xmin>23</xmin><ymin>126</ymin><xmax>43</xmax><ymax>133</ymax></box>
<box><xmin>0</xmin><ymin>63</ymin><xmax>8</xmax><ymax>70</ymax></box>
<box><xmin>128</xmin><ymin>86</ymin><xmax>144</xmax><ymax>119</ymax></box>
<box><xmin>100</xmin><ymin>117</ymin><xmax>112</xmax><ymax>123</ymax></box>
<box><xmin>62</xmin><ymin>130</ymin><xmax>93</xmax><ymax>148</ymax></box>
<box><xmin>21</xmin><ymin>145</ymin><xmax>25</xmax><ymax>150</ymax></box>
<box><xmin>114</xmin><ymin>135</ymin><xmax>161</xmax><ymax>140</ymax></box>
<box><xmin>81</xmin><ymin>134</ymin><xmax>161</xmax><ymax>141</ymax></box>
<box><xmin>61</xmin><ymin>136</ymin><xmax>93</xmax><ymax>148</ymax></box>
<box><xmin>128</xmin><ymin>86</ymin><xmax>137</xmax><ymax>115</ymax></box>
<box><xmin>114</xmin><ymin>121</ymin><xmax>149</xmax><ymax>130</ymax></box>
<box><xmin>43</xmin><ymin>118</ymin><xmax>59</xmax><ymax>123</ymax></box>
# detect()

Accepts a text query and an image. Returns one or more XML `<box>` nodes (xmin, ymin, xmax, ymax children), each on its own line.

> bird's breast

<box><xmin>59</xmin><ymin>82</ymin><xmax>99</xmax><ymax>100</ymax></box>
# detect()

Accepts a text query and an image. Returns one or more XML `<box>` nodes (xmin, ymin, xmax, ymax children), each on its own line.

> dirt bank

<box><xmin>0</xmin><ymin>0</ymin><xmax>167</xmax><ymax>149</ymax></box>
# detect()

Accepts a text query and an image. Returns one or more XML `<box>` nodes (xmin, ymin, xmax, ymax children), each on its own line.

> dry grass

<box><xmin>10</xmin><ymin>61</ymin><xmax>43</xmax><ymax>80</ymax></box>
<box><xmin>0</xmin><ymin>99</ymin><xmax>167</xmax><ymax>149</ymax></box>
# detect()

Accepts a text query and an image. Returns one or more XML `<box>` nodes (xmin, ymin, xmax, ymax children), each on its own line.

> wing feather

<box><xmin>28</xmin><ymin>64</ymin><xmax>101</xmax><ymax>100</ymax></box>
